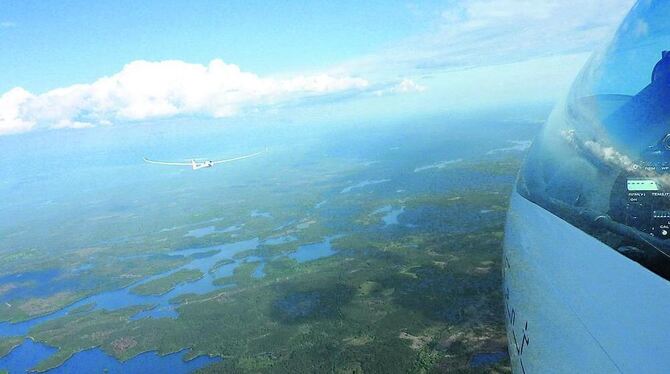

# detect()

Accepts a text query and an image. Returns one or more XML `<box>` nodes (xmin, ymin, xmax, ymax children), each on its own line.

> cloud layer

<box><xmin>425</xmin><ymin>0</ymin><xmax>634</xmax><ymax>67</ymax></box>
<box><xmin>336</xmin><ymin>0</ymin><xmax>634</xmax><ymax>76</ymax></box>
<box><xmin>0</xmin><ymin>0</ymin><xmax>637</xmax><ymax>136</ymax></box>
<box><xmin>0</xmin><ymin>59</ymin><xmax>368</xmax><ymax>135</ymax></box>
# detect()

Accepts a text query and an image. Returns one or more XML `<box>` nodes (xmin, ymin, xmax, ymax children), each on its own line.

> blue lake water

<box><xmin>413</xmin><ymin>159</ymin><xmax>463</xmax><ymax>173</ymax></box>
<box><xmin>0</xmin><ymin>238</ymin><xmax>257</xmax><ymax>372</ymax></box>
<box><xmin>250</xmin><ymin>210</ymin><xmax>272</xmax><ymax>218</ymax></box>
<box><xmin>340</xmin><ymin>179</ymin><xmax>391</xmax><ymax>194</ymax></box>
<box><xmin>486</xmin><ymin>140</ymin><xmax>532</xmax><ymax>155</ymax></box>
<box><xmin>0</xmin><ymin>269</ymin><xmax>91</xmax><ymax>304</ymax></box>
<box><xmin>372</xmin><ymin>205</ymin><xmax>392</xmax><ymax>215</ymax></box>
<box><xmin>131</xmin><ymin>238</ymin><xmax>260</xmax><ymax>319</ymax></box>
<box><xmin>0</xmin><ymin>235</ymin><xmax>341</xmax><ymax>372</ymax></box>
<box><xmin>469</xmin><ymin>351</ymin><xmax>508</xmax><ymax>368</ymax></box>
<box><xmin>0</xmin><ymin>338</ymin><xmax>220</xmax><ymax>374</ymax></box>
<box><xmin>288</xmin><ymin>236</ymin><xmax>340</xmax><ymax>263</ymax></box>
<box><xmin>371</xmin><ymin>205</ymin><xmax>405</xmax><ymax>226</ymax></box>
<box><xmin>0</xmin><ymin>339</ymin><xmax>56</xmax><ymax>374</ymax></box>
<box><xmin>48</xmin><ymin>348</ymin><xmax>220</xmax><ymax>374</ymax></box>
<box><xmin>184</xmin><ymin>224</ymin><xmax>242</xmax><ymax>238</ymax></box>
<box><xmin>220</xmin><ymin>224</ymin><xmax>243</xmax><ymax>233</ymax></box>
<box><xmin>252</xmin><ymin>262</ymin><xmax>266</xmax><ymax>278</ymax></box>
<box><xmin>382</xmin><ymin>207</ymin><xmax>404</xmax><ymax>225</ymax></box>
<box><xmin>0</xmin><ymin>238</ymin><xmax>259</xmax><ymax>336</ymax></box>
<box><xmin>80</xmin><ymin>238</ymin><xmax>258</xmax><ymax>320</ymax></box>
<box><xmin>185</xmin><ymin>226</ymin><xmax>218</xmax><ymax>238</ymax></box>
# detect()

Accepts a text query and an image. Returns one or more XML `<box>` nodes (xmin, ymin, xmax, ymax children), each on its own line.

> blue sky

<box><xmin>0</xmin><ymin>0</ymin><xmax>635</xmax><ymax>136</ymax></box>
<box><xmin>0</xmin><ymin>0</ymin><xmax>435</xmax><ymax>92</ymax></box>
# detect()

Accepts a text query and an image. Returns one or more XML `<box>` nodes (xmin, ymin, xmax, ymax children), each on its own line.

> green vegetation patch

<box><xmin>130</xmin><ymin>269</ymin><xmax>204</xmax><ymax>296</ymax></box>
<box><xmin>0</xmin><ymin>291</ymin><xmax>88</xmax><ymax>323</ymax></box>
<box><xmin>68</xmin><ymin>303</ymin><xmax>96</xmax><ymax>315</ymax></box>
<box><xmin>28</xmin><ymin>305</ymin><xmax>150</xmax><ymax>371</ymax></box>
<box><xmin>208</xmin><ymin>258</ymin><xmax>234</xmax><ymax>274</ymax></box>
<box><xmin>0</xmin><ymin>336</ymin><xmax>23</xmax><ymax>358</ymax></box>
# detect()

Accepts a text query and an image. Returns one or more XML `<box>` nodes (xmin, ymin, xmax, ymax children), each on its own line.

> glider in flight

<box><xmin>144</xmin><ymin>150</ymin><xmax>263</xmax><ymax>170</ymax></box>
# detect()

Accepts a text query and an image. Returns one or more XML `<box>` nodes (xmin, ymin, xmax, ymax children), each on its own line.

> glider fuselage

<box><xmin>191</xmin><ymin>160</ymin><xmax>214</xmax><ymax>170</ymax></box>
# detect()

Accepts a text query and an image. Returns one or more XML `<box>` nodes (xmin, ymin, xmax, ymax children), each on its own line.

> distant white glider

<box><xmin>144</xmin><ymin>150</ymin><xmax>263</xmax><ymax>170</ymax></box>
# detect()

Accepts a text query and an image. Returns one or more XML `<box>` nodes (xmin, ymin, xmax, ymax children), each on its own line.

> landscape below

<box><xmin>0</xmin><ymin>109</ymin><xmax>544</xmax><ymax>373</ymax></box>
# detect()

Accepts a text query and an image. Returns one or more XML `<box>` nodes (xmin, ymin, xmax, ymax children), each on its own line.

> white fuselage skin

<box><xmin>504</xmin><ymin>191</ymin><xmax>670</xmax><ymax>373</ymax></box>
<box><xmin>191</xmin><ymin>160</ymin><xmax>214</xmax><ymax>170</ymax></box>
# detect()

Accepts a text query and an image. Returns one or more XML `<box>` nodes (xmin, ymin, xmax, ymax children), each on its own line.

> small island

<box><xmin>130</xmin><ymin>269</ymin><xmax>204</xmax><ymax>296</ymax></box>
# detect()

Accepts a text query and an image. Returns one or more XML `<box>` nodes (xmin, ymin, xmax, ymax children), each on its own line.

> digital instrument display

<box><xmin>625</xmin><ymin>177</ymin><xmax>670</xmax><ymax>238</ymax></box>
<box><xmin>627</xmin><ymin>179</ymin><xmax>659</xmax><ymax>191</ymax></box>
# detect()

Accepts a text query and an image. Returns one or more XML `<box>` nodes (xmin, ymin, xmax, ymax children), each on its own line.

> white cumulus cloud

<box><xmin>373</xmin><ymin>78</ymin><xmax>426</xmax><ymax>96</ymax></box>
<box><xmin>390</xmin><ymin>79</ymin><xmax>426</xmax><ymax>93</ymax></box>
<box><xmin>0</xmin><ymin>88</ymin><xmax>35</xmax><ymax>135</ymax></box>
<box><xmin>0</xmin><ymin>59</ymin><xmax>369</xmax><ymax>135</ymax></box>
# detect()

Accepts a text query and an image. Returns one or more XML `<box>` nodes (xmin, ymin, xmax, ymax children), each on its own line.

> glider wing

<box><xmin>143</xmin><ymin>158</ymin><xmax>193</xmax><ymax>166</ymax></box>
<box><xmin>212</xmin><ymin>151</ymin><xmax>264</xmax><ymax>165</ymax></box>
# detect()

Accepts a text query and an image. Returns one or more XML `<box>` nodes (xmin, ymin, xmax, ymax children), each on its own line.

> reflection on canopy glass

<box><xmin>518</xmin><ymin>1</ymin><xmax>670</xmax><ymax>280</ymax></box>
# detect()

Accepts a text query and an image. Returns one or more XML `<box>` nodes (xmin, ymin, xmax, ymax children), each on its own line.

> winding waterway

<box><xmin>0</xmin><ymin>235</ymin><xmax>341</xmax><ymax>373</ymax></box>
